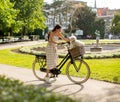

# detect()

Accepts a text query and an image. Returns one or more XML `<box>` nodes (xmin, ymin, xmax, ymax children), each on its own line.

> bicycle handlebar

<box><xmin>58</xmin><ymin>41</ymin><xmax>70</xmax><ymax>50</ymax></box>
<box><xmin>58</xmin><ymin>41</ymin><xmax>70</xmax><ymax>45</ymax></box>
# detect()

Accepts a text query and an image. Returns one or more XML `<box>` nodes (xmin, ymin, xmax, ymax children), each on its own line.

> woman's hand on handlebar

<box><xmin>58</xmin><ymin>41</ymin><xmax>70</xmax><ymax>45</ymax></box>
<box><xmin>57</xmin><ymin>42</ymin><xmax>63</xmax><ymax>45</ymax></box>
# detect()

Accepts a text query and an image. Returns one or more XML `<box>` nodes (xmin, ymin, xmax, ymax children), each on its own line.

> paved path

<box><xmin>0</xmin><ymin>41</ymin><xmax>120</xmax><ymax>102</ymax></box>
<box><xmin>0</xmin><ymin>40</ymin><xmax>44</xmax><ymax>50</ymax></box>
<box><xmin>0</xmin><ymin>64</ymin><xmax>120</xmax><ymax>102</ymax></box>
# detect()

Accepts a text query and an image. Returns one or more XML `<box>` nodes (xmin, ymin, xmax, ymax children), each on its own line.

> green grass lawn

<box><xmin>86</xmin><ymin>58</ymin><xmax>120</xmax><ymax>83</ymax></box>
<box><xmin>0</xmin><ymin>48</ymin><xmax>120</xmax><ymax>84</ymax></box>
<box><xmin>0</xmin><ymin>48</ymin><xmax>34</xmax><ymax>68</ymax></box>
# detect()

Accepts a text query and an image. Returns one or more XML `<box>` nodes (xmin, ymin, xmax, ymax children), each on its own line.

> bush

<box><xmin>0</xmin><ymin>75</ymin><xmax>78</xmax><ymax>102</ymax></box>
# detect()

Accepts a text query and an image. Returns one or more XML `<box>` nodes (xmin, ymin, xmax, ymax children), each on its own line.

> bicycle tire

<box><xmin>32</xmin><ymin>57</ymin><xmax>46</xmax><ymax>81</ymax></box>
<box><xmin>66</xmin><ymin>58</ymin><xmax>90</xmax><ymax>84</ymax></box>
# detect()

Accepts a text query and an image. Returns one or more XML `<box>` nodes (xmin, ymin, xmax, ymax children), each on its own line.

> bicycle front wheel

<box><xmin>66</xmin><ymin>58</ymin><xmax>90</xmax><ymax>84</ymax></box>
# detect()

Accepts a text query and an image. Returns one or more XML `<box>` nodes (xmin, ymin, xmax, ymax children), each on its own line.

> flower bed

<box><xmin>19</xmin><ymin>45</ymin><xmax>120</xmax><ymax>59</ymax></box>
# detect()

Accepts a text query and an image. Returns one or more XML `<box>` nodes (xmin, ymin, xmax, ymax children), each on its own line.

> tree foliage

<box><xmin>110</xmin><ymin>13</ymin><xmax>120</xmax><ymax>35</ymax></box>
<box><xmin>73</xmin><ymin>7</ymin><xmax>95</xmax><ymax>38</ymax></box>
<box><xmin>44</xmin><ymin>0</ymin><xmax>73</xmax><ymax>33</ymax></box>
<box><xmin>44</xmin><ymin>1</ymin><xmax>106</xmax><ymax>39</ymax></box>
<box><xmin>0</xmin><ymin>0</ymin><xmax>46</xmax><ymax>36</ymax></box>
<box><xmin>94</xmin><ymin>18</ymin><xmax>105</xmax><ymax>38</ymax></box>
<box><xmin>0</xmin><ymin>0</ymin><xmax>22</xmax><ymax>36</ymax></box>
<box><xmin>73</xmin><ymin>6</ymin><xmax>105</xmax><ymax>38</ymax></box>
<box><xmin>11</xmin><ymin>0</ymin><xmax>46</xmax><ymax>35</ymax></box>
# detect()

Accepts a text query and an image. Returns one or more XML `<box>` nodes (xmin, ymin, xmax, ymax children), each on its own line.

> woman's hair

<box><xmin>52</xmin><ymin>24</ymin><xmax>61</xmax><ymax>32</ymax></box>
<box><xmin>47</xmin><ymin>24</ymin><xmax>61</xmax><ymax>40</ymax></box>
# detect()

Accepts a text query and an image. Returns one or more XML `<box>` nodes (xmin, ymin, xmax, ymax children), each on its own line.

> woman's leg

<box><xmin>46</xmin><ymin>69</ymin><xmax>49</xmax><ymax>77</ymax></box>
<box><xmin>44</xmin><ymin>69</ymin><xmax>50</xmax><ymax>83</ymax></box>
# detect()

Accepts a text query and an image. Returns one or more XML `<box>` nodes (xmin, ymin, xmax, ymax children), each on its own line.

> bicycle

<box><xmin>32</xmin><ymin>42</ymin><xmax>90</xmax><ymax>84</ymax></box>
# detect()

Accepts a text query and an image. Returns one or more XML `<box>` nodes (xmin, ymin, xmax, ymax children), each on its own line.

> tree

<box><xmin>110</xmin><ymin>13</ymin><xmax>120</xmax><ymax>35</ymax></box>
<box><xmin>48</xmin><ymin>0</ymin><xmax>65</xmax><ymax>26</ymax></box>
<box><xmin>0</xmin><ymin>0</ymin><xmax>22</xmax><ymax>36</ymax></box>
<box><xmin>94</xmin><ymin>18</ymin><xmax>105</xmax><ymax>39</ymax></box>
<box><xmin>73</xmin><ymin>6</ymin><xmax>105</xmax><ymax>39</ymax></box>
<box><xmin>74</xmin><ymin>7</ymin><xmax>96</xmax><ymax>38</ymax></box>
<box><xmin>44</xmin><ymin>0</ymin><xmax>73</xmax><ymax>32</ymax></box>
<box><xmin>10</xmin><ymin>0</ymin><xmax>46</xmax><ymax>36</ymax></box>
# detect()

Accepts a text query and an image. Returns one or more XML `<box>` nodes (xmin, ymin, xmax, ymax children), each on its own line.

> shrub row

<box><xmin>19</xmin><ymin>45</ymin><xmax>120</xmax><ymax>59</ymax></box>
<box><xmin>0</xmin><ymin>75</ymin><xmax>78</xmax><ymax>102</ymax></box>
<box><xmin>84</xmin><ymin>53</ymin><xmax>120</xmax><ymax>59</ymax></box>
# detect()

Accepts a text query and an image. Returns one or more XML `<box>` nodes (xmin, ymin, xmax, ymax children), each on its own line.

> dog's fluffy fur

<box><xmin>69</xmin><ymin>36</ymin><xmax>85</xmax><ymax>54</ymax></box>
<box><xmin>69</xmin><ymin>36</ymin><xmax>85</xmax><ymax>48</ymax></box>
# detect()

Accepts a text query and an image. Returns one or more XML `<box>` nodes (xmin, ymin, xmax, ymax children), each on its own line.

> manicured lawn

<box><xmin>0</xmin><ymin>48</ymin><xmax>120</xmax><ymax>84</ymax></box>
<box><xmin>85</xmin><ymin>58</ymin><xmax>120</xmax><ymax>83</ymax></box>
<box><xmin>0</xmin><ymin>48</ymin><xmax>34</xmax><ymax>68</ymax></box>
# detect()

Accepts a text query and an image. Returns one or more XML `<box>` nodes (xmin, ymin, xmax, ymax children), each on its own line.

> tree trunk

<box><xmin>9</xmin><ymin>27</ymin><xmax>13</xmax><ymax>36</ymax></box>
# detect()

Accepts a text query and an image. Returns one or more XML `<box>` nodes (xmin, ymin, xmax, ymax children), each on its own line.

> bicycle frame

<box><xmin>57</xmin><ymin>53</ymin><xmax>71</xmax><ymax>70</ymax></box>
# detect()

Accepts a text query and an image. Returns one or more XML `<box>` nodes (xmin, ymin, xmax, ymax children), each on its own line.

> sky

<box><xmin>44</xmin><ymin>0</ymin><xmax>120</xmax><ymax>9</ymax></box>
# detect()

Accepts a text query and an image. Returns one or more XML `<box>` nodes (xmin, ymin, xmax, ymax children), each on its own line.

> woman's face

<box><xmin>56</xmin><ymin>28</ymin><xmax>61</xmax><ymax>33</ymax></box>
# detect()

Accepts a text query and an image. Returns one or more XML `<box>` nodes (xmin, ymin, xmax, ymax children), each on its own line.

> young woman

<box><xmin>45</xmin><ymin>24</ymin><xmax>69</xmax><ymax>82</ymax></box>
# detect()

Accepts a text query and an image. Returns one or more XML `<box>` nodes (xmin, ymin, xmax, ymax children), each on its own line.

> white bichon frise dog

<box><xmin>69</xmin><ymin>36</ymin><xmax>85</xmax><ymax>55</ymax></box>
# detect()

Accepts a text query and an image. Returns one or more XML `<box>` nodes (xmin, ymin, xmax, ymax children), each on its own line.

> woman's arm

<box><xmin>58</xmin><ymin>33</ymin><xmax>70</xmax><ymax>42</ymax></box>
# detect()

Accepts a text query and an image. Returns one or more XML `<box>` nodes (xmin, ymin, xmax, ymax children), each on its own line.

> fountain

<box><xmin>90</xmin><ymin>30</ymin><xmax>102</xmax><ymax>52</ymax></box>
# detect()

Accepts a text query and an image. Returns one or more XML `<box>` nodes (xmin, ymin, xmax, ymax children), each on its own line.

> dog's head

<box><xmin>69</xmin><ymin>36</ymin><xmax>77</xmax><ymax>42</ymax></box>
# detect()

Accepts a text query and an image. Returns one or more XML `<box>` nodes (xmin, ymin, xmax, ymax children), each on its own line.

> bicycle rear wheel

<box><xmin>66</xmin><ymin>58</ymin><xmax>90</xmax><ymax>84</ymax></box>
<box><xmin>32</xmin><ymin>56</ymin><xmax>46</xmax><ymax>81</ymax></box>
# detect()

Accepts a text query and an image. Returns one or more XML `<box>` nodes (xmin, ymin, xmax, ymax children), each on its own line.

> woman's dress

<box><xmin>46</xmin><ymin>35</ymin><xmax>58</xmax><ymax>69</ymax></box>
